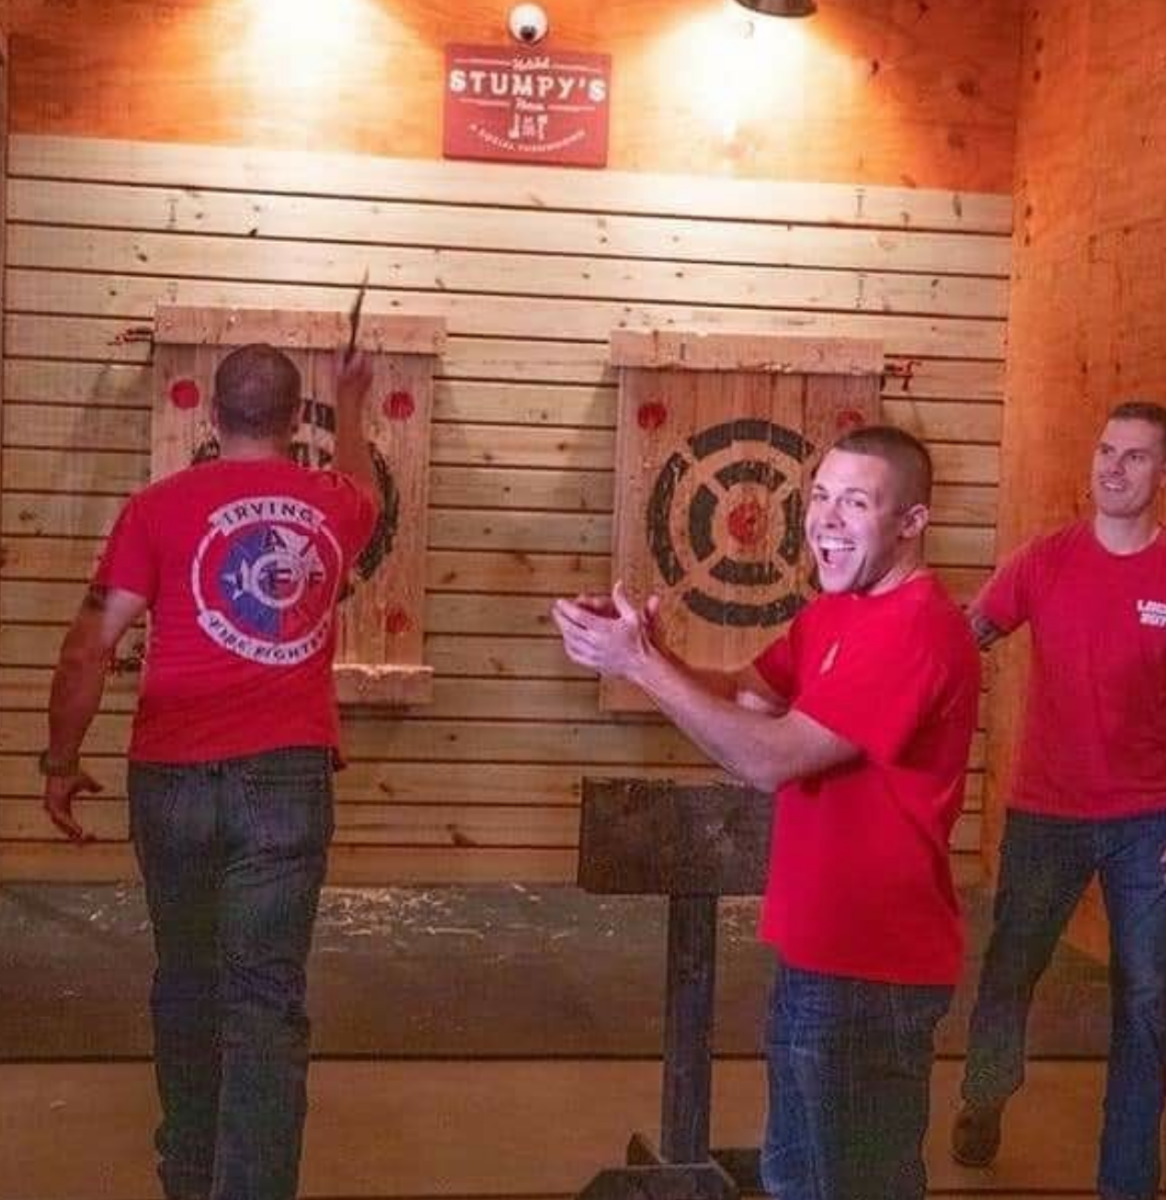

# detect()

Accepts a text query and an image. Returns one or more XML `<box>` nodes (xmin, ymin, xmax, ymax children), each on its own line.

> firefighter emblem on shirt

<box><xmin>191</xmin><ymin>496</ymin><xmax>344</xmax><ymax>665</ymax></box>
<box><xmin>191</xmin><ymin>398</ymin><xmax>399</xmax><ymax>583</ymax></box>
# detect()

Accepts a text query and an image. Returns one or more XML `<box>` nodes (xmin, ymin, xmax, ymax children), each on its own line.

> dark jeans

<box><xmin>129</xmin><ymin>747</ymin><xmax>334</xmax><ymax>1200</ymax></box>
<box><xmin>762</xmin><ymin>963</ymin><xmax>953</xmax><ymax>1200</ymax></box>
<box><xmin>962</xmin><ymin>808</ymin><xmax>1166</xmax><ymax>1200</ymax></box>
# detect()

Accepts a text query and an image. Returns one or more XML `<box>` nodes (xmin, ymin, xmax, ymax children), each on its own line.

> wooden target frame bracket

<box><xmin>604</xmin><ymin>330</ymin><xmax>883</xmax><ymax>712</ymax></box>
<box><xmin>152</xmin><ymin>304</ymin><xmax>445</xmax><ymax>707</ymax></box>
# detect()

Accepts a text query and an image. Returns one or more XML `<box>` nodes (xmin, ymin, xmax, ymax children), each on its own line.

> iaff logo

<box><xmin>191</xmin><ymin>496</ymin><xmax>344</xmax><ymax>666</ymax></box>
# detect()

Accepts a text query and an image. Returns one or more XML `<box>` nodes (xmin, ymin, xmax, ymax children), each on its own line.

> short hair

<box><xmin>830</xmin><ymin>423</ymin><xmax>933</xmax><ymax>508</ymax></box>
<box><xmin>212</xmin><ymin>344</ymin><xmax>302</xmax><ymax>438</ymax></box>
<box><xmin>1107</xmin><ymin>399</ymin><xmax>1166</xmax><ymax>451</ymax></box>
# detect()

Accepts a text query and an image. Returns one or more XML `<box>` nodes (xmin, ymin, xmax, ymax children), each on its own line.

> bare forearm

<box><xmin>332</xmin><ymin>352</ymin><xmax>375</xmax><ymax>482</ymax></box>
<box><xmin>553</xmin><ymin>587</ymin><xmax>847</xmax><ymax>792</ymax></box>
<box><xmin>333</xmin><ymin>391</ymin><xmax>366</xmax><ymax>478</ymax></box>
<box><xmin>48</xmin><ymin>653</ymin><xmax>109</xmax><ymax>761</ymax></box>
<box><xmin>629</xmin><ymin>648</ymin><xmax>790</xmax><ymax>792</ymax></box>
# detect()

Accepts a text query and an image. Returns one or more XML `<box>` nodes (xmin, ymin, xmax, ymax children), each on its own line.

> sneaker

<box><xmin>951</xmin><ymin>1100</ymin><xmax>1004</xmax><ymax>1167</ymax></box>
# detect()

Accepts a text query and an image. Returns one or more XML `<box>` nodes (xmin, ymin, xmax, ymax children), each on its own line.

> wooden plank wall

<box><xmin>0</xmin><ymin>134</ymin><xmax>1011</xmax><ymax>884</ymax></box>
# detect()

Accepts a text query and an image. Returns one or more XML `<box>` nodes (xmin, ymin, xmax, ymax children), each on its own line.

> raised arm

<box><xmin>332</xmin><ymin>349</ymin><xmax>374</xmax><ymax>481</ymax></box>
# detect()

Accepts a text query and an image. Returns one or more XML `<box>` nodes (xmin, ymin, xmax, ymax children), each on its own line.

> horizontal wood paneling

<box><xmin>8</xmin><ymin>134</ymin><xmax>1016</xmax><ymax>228</ymax></box>
<box><xmin>7</xmin><ymin>353</ymin><xmax>1007</xmax><ymax>402</ymax></box>
<box><xmin>6</xmin><ymin>280</ymin><xmax>1007</xmax><ymax>360</ymax></box>
<box><xmin>2</xmin><ymin>426</ymin><xmax>1001</xmax><ymax>490</ymax></box>
<box><xmin>0</xmin><ymin>384</ymin><xmax>1005</xmax><ymax>444</ymax></box>
<box><xmin>0</xmin><ymin>135</ymin><xmax>1009</xmax><ymax>883</ymax></box>
<box><xmin>9</xmin><ymin>178</ymin><xmax>1013</xmax><ymax>274</ymax></box>
<box><xmin>0</xmin><ymin>798</ymin><xmax>988</xmax><ymax>855</ymax></box>
<box><xmin>9</xmin><ymin>227</ymin><xmax>1010</xmax><ymax>319</ymax></box>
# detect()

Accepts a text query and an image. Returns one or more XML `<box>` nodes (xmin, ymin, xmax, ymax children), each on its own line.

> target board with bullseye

<box><xmin>151</xmin><ymin>305</ymin><xmax>445</xmax><ymax>706</ymax></box>
<box><xmin>605</xmin><ymin>331</ymin><xmax>883</xmax><ymax>711</ymax></box>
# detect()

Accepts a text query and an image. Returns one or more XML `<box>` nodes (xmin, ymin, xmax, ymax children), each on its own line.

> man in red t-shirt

<box><xmin>41</xmin><ymin>344</ymin><xmax>377</xmax><ymax>1200</ymax></box>
<box><xmin>952</xmin><ymin>401</ymin><xmax>1166</xmax><ymax>1200</ymax></box>
<box><xmin>554</xmin><ymin>426</ymin><xmax>980</xmax><ymax>1200</ymax></box>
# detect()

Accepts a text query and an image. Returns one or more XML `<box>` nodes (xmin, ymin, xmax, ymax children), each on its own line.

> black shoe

<box><xmin>951</xmin><ymin>1100</ymin><xmax>1004</xmax><ymax>1167</ymax></box>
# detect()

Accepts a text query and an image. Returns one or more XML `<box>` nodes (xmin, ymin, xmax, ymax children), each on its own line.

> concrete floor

<box><xmin>0</xmin><ymin>883</ymin><xmax>1111</xmax><ymax>1059</ymax></box>
<box><xmin>0</xmin><ymin>882</ymin><xmax>1145</xmax><ymax>1199</ymax></box>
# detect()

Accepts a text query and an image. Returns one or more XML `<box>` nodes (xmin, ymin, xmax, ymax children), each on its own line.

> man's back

<box><xmin>96</xmin><ymin>456</ymin><xmax>375</xmax><ymax>762</ymax></box>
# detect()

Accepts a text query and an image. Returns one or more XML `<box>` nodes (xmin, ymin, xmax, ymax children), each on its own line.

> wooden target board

<box><xmin>604</xmin><ymin>331</ymin><xmax>883</xmax><ymax>712</ymax></box>
<box><xmin>152</xmin><ymin>305</ymin><xmax>445</xmax><ymax>706</ymax></box>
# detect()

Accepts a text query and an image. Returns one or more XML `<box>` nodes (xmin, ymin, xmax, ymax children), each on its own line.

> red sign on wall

<box><xmin>443</xmin><ymin>44</ymin><xmax>611</xmax><ymax>168</ymax></box>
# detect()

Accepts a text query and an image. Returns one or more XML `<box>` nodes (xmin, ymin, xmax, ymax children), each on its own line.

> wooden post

<box><xmin>576</xmin><ymin>777</ymin><xmax>770</xmax><ymax>1200</ymax></box>
<box><xmin>660</xmin><ymin>894</ymin><xmax>718</xmax><ymax>1164</ymax></box>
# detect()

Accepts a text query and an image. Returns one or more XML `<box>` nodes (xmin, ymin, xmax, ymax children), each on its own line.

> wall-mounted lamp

<box><xmin>732</xmin><ymin>0</ymin><xmax>817</xmax><ymax>16</ymax></box>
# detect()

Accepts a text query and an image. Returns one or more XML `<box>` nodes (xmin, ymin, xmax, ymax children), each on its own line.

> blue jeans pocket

<box><xmin>128</xmin><ymin>763</ymin><xmax>189</xmax><ymax>864</ymax></box>
<box><xmin>239</xmin><ymin>749</ymin><xmax>335</xmax><ymax>859</ymax></box>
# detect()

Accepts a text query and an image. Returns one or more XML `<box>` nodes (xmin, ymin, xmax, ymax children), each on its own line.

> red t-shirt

<box><xmin>95</xmin><ymin>457</ymin><xmax>376</xmax><ymax>763</ymax></box>
<box><xmin>753</xmin><ymin>575</ymin><xmax>980</xmax><ymax>985</ymax></box>
<box><xmin>977</xmin><ymin>521</ymin><xmax>1166</xmax><ymax>819</ymax></box>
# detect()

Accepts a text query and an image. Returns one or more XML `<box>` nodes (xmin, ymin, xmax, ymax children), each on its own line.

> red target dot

<box><xmin>384</xmin><ymin>608</ymin><xmax>411</xmax><ymax>635</ymax></box>
<box><xmin>637</xmin><ymin>401</ymin><xmax>668</xmax><ymax>431</ymax></box>
<box><xmin>836</xmin><ymin>408</ymin><xmax>866</xmax><ymax>433</ymax></box>
<box><xmin>384</xmin><ymin>391</ymin><xmax>415</xmax><ymax>421</ymax></box>
<box><xmin>728</xmin><ymin>499</ymin><xmax>767</xmax><ymax>547</ymax></box>
<box><xmin>170</xmin><ymin>379</ymin><xmax>201</xmax><ymax>410</ymax></box>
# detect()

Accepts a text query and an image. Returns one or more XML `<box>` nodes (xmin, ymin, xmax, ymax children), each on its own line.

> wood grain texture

<box><xmin>609</xmin><ymin>331</ymin><xmax>885</xmax><ymax>374</ymax></box>
<box><xmin>6</xmin><ymin>0</ymin><xmax>1024</xmax><ymax>190</ymax></box>
<box><xmin>986</xmin><ymin>0</ymin><xmax>1166</xmax><ymax>958</ymax></box>
<box><xmin>0</xmin><ymin>133</ymin><xmax>1008</xmax><ymax>881</ymax></box>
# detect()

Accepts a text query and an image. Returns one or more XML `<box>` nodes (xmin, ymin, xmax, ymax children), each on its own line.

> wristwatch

<box><xmin>38</xmin><ymin>750</ymin><xmax>81</xmax><ymax>778</ymax></box>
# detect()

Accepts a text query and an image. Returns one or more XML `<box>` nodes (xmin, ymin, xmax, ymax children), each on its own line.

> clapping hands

<box><xmin>551</xmin><ymin>582</ymin><xmax>659</xmax><ymax>679</ymax></box>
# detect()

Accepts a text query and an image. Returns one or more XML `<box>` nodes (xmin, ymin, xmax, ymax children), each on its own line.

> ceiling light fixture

<box><xmin>732</xmin><ymin>0</ymin><xmax>817</xmax><ymax>16</ymax></box>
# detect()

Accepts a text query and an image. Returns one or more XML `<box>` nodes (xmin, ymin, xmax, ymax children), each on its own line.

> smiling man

<box><xmin>952</xmin><ymin>401</ymin><xmax>1166</xmax><ymax>1200</ymax></box>
<box><xmin>553</xmin><ymin>425</ymin><xmax>980</xmax><ymax>1200</ymax></box>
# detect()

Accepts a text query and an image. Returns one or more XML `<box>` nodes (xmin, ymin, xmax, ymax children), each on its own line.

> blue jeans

<box><xmin>762</xmin><ymin>964</ymin><xmax>953</xmax><ymax>1200</ymax></box>
<box><xmin>963</xmin><ymin>808</ymin><xmax>1166</xmax><ymax>1200</ymax></box>
<box><xmin>129</xmin><ymin>747</ymin><xmax>334</xmax><ymax>1200</ymax></box>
